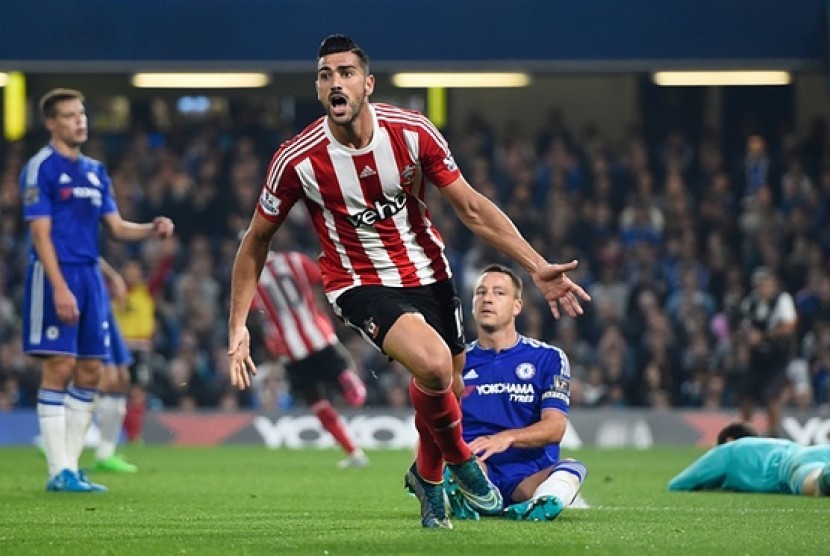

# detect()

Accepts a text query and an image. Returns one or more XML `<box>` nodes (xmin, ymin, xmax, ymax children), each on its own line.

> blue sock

<box><xmin>552</xmin><ymin>459</ymin><xmax>588</xmax><ymax>483</ymax></box>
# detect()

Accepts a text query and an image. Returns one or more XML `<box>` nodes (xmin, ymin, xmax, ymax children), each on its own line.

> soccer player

<box><xmin>668</xmin><ymin>421</ymin><xmax>830</xmax><ymax>496</ymax></box>
<box><xmin>251</xmin><ymin>250</ymin><xmax>369</xmax><ymax>468</ymax></box>
<box><xmin>226</xmin><ymin>35</ymin><xmax>590</xmax><ymax>529</ymax></box>
<box><xmin>21</xmin><ymin>88</ymin><xmax>174</xmax><ymax>492</ymax></box>
<box><xmin>92</xmin><ymin>259</ymin><xmax>138</xmax><ymax>473</ymax></box>
<box><xmin>446</xmin><ymin>264</ymin><xmax>588</xmax><ymax>521</ymax></box>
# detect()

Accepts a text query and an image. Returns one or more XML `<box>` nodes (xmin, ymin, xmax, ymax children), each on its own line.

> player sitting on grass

<box><xmin>669</xmin><ymin>421</ymin><xmax>830</xmax><ymax>496</ymax></box>
<box><xmin>445</xmin><ymin>264</ymin><xmax>588</xmax><ymax>521</ymax></box>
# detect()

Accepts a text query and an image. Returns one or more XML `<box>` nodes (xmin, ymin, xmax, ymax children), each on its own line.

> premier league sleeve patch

<box><xmin>24</xmin><ymin>186</ymin><xmax>40</xmax><ymax>206</ymax></box>
<box><xmin>541</xmin><ymin>375</ymin><xmax>571</xmax><ymax>405</ymax></box>
<box><xmin>259</xmin><ymin>189</ymin><xmax>282</xmax><ymax>216</ymax></box>
<box><xmin>554</xmin><ymin>375</ymin><xmax>570</xmax><ymax>395</ymax></box>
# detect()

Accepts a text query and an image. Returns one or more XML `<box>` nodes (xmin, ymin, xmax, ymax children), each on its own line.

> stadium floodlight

<box><xmin>652</xmin><ymin>71</ymin><xmax>791</xmax><ymax>87</ymax></box>
<box><xmin>131</xmin><ymin>72</ymin><xmax>270</xmax><ymax>89</ymax></box>
<box><xmin>392</xmin><ymin>72</ymin><xmax>531</xmax><ymax>88</ymax></box>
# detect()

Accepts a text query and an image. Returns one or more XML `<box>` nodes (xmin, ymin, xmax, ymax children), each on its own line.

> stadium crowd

<box><xmin>1</xmin><ymin>97</ymin><xmax>830</xmax><ymax>414</ymax></box>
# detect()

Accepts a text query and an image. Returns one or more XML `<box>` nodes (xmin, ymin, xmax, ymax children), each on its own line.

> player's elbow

<box><xmin>241</xmin><ymin>214</ymin><xmax>278</xmax><ymax>248</ymax></box>
<box><xmin>240</xmin><ymin>228</ymin><xmax>272</xmax><ymax>256</ymax></box>
<box><xmin>101</xmin><ymin>215</ymin><xmax>126</xmax><ymax>240</ymax></box>
<box><xmin>454</xmin><ymin>195</ymin><xmax>488</xmax><ymax>230</ymax></box>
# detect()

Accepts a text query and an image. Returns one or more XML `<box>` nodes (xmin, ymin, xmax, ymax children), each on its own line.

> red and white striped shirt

<box><xmin>257</xmin><ymin>103</ymin><xmax>461</xmax><ymax>300</ymax></box>
<box><xmin>252</xmin><ymin>251</ymin><xmax>338</xmax><ymax>362</ymax></box>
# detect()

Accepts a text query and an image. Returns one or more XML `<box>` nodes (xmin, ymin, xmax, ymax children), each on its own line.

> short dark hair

<box><xmin>39</xmin><ymin>88</ymin><xmax>84</xmax><ymax>120</ymax></box>
<box><xmin>716</xmin><ymin>421</ymin><xmax>758</xmax><ymax>445</ymax></box>
<box><xmin>751</xmin><ymin>266</ymin><xmax>774</xmax><ymax>286</ymax></box>
<box><xmin>480</xmin><ymin>264</ymin><xmax>523</xmax><ymax>298</ymax></box>
<box><xmin>317</xmin><ymin>34</ymin><xmax>369</xmax><ymax>73</ymax></box>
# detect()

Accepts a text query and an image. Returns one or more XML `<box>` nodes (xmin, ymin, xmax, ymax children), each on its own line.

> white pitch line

<box><xmin>582</xmin><ymin>505</ymin><xmax>828</xmax><ymax>514</ymax></box>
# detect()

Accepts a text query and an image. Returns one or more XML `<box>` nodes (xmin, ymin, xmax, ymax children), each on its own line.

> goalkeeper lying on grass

<box><xmin>669</xmin><ymin>421</ymin><xmax>830</xmax><ymax>496</ymax></box>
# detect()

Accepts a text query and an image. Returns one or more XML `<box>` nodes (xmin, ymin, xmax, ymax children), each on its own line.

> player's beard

<box><xmin>477</xmin><ymin>321</ymin><xmax>498</xmax><ymax>335</ymax></box>
<box><xmin>328</xmin><ymin>94</ymin><xmax>367</xmax><ymax>127</ymax></box>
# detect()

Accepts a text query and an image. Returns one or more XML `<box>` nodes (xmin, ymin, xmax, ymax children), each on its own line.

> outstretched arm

<box><xmin>440</xmin><ymin>176</ymin><xmax>590</xmax><ymax>318</ymax></box>
<box><xmin>668</xmin><ymin>446</ymin><xmax>729</xmax><ymax>491</ymax></box>
<box><xmin>228</xmin><ymin>211</ymin><xmax>279</xmax><ymax>390</ymax></box>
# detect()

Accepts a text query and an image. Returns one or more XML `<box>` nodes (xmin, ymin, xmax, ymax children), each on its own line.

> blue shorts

<box><xmin>22</xmin><ymin>261</ymin><xmax>110</xmax><ymax>359</ymax></box>
<box><xmin>106</xmin><ymin>309</ymin><xmax>133</xmax><ymax>367</ymax></box>
<box><xmin>485</xmin><ymin>455</ymin><xmax>554</xmax><ymax>503</ymax></box>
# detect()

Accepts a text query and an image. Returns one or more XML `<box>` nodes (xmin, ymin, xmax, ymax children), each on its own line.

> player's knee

<box><xmin>41</xmin><ymin>355</ymin><xmax>77</xmax><ymax>386</ymax></box>
<box><xmin>74</xmin><ymin>359</ymin><xmax>104</xmax><ymax>388</ymax></box>
<box><xmin>411</xmin><ymin>349</ymin><xmax>453</xmax><ymax>387</ymax></box>
<box><xmin>117</xmin><ymin>366</ymin><xmax>131</xmax><ymax>387</ymax></box>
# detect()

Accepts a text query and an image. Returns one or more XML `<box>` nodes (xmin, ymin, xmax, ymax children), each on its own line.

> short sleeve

<box><xmin>257</xmin><ymin>146</ymin><xmax>303</xmax><ymax>225</ymax></box>
<box><xmin>540</xmin><ymin>348</ymin><xmax>571</xmax><ymax>414</ymax></box>
<box><xmin>417</xmin><ymin>116</ymin><xmax>461</xmax><ymax>188</ymax></box>
<box><xmin>99</xmin><ymin>168</ymin><xmax>118</xmax><ymax>217</ymax></box>
<box><xmin>20</xmin><ymin>161</ymin><xmax>53</xmax><ymax>220</ymax></box>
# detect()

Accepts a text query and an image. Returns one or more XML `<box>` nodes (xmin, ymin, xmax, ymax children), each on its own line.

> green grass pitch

<box><xmin>0</xmin><ymin>445</ymin><xmax>825</xmax><ymax>555</ymax></box>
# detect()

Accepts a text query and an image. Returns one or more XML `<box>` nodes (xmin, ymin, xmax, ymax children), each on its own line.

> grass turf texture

<box><xmin>0</xmin><ymin>446</ymin><xmax>825</xmax><ymax>555</ymax></box>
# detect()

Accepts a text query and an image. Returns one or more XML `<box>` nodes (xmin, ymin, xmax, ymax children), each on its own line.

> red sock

<box><xmin>414</xmin><ymin>413</ymin><xmax>445</xmax><ymax>482</ymax></box>
<box><xmin>313</xmin><ymin>400</ymin><xmax>358</xmax><ymax>454</ymax></box>
<box><xmin>123</xmin><ymin>400</ymin><xmax>145</xmax><ymax>442</ymax></box>
<box><xmin>409</xmin><ymin>379</ymin><xmax>471</xmax><ymax>465</ymax></box>
<box><xmin>338</xmin><ymin>370</ymin><xmax>367</xmax><ymax>408</ymax></box>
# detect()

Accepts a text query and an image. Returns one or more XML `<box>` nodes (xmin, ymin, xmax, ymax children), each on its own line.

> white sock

<box><xmin>533</xmin><ymin>460</ymin><xmax>588</xmax><ymax>507</ymax></box>
<box><xmin>95</xmin><ymin>394</ymin><xmax>127</xmax><ymax>460</ymax></box>
<box><xmin>65</xmin><ymin>384</ymin><xmax>96</xmax><ymax>472</ymax></box>
<box><xmin>37</xmin><ymin>388</ymin><xmax>68</xmax><ymax>477</ymax></box>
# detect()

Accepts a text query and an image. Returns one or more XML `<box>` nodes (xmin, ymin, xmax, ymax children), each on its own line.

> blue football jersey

<box><xmin>460</xmin><ymin>334</ymin><xmax>571</xmax><ymax>465</ymax></box>
<box><xmin>20</xmin><ymin>146</ymin><xmax>117</xmax><ymax>265</ymax></box>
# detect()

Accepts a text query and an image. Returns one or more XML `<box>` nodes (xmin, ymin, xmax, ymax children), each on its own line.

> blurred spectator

<box><xmin>2</xmin><ymin>97</ymin><xmax>830</xmax><ymax>414</ymax></box>
<box><xmin>734</xmin><ymin>134</ymin><xmax>780</xmax><ymax>201</ymax></box>
<box><xmin>736</xmin><ymin>267</ymin><xmax>798</xmax><ymax>436</ymax></box>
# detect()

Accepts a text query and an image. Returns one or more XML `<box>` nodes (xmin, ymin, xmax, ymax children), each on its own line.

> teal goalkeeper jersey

<box><xmin>668</xmin><ymin>437</ymin><xmax>800</xmax><ymax>493</ymax></box>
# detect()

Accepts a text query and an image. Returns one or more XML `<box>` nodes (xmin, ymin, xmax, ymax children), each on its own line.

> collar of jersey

<box><xmin>48</xmin><ymin>143</ymin><xmax>85</xmax><ymax>164</ymax></box>
<box><xmin>323</xmin><ymin>103</ymin><xmax>380</xmax><ymax>155</ymax></box>
<box><xmin>473</xmin><ymin>334</ymin><xmax>523</xmax><ymax>353</ymax></box>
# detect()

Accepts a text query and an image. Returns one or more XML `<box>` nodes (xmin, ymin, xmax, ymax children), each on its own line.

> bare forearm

<box><xmin>503</xmin><ymin>419</ymin><xmax>566</xmax><ymax>449</ymax></box>
<box><xmin>229</xmin><ymin>232</ymin><xmax>270</xmax><ymax>329</ymax></box>
<box><xmin>31</xmin><ymin>232</ymin><xmax>68</xmax><ymax>291</ymax></box>
<box><xmin>98</xmin><ymin>257</ymin><xmax>118</xmax><ymax>281</ymax></box>
<box><xmin>109</xmin><ymin>221</ymin><xmax>155</xmax><ymax>242</ymax></box>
